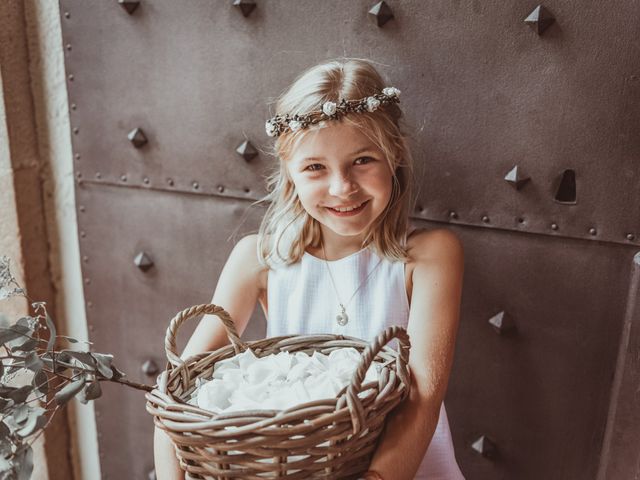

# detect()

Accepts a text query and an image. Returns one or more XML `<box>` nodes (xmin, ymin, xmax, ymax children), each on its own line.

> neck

<box><xmin>314</xmin><ymin>227</ymin><xmax>367</xmax><ymax>261</ymax></box>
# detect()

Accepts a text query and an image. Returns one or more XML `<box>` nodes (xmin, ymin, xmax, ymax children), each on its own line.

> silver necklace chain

<box><xmin>321</xmin><ymin>240</ymin><xmax>383</xmax><ymax>326</ymax></box>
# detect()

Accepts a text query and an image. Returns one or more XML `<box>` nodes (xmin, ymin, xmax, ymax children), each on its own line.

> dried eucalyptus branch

<box><xmin>0</xmin><ymin>256</ymin><xmax>154</xmax><ymax>478</ymax></box>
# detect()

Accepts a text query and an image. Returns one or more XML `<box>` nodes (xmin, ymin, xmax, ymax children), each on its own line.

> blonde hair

<box><xmin>254</xmin><ymin>58</ymin><xmax>415</xmax><ymax>268</ymax></box>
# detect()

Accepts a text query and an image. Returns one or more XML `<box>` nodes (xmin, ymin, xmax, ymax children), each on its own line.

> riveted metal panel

<box><xmin>60</xmin><ymin>0</ymin><xmax>640</xmax><ymax>246</ymax></box>
<box><xmin>427</xmin><ymin>220</ymin><xmax>634</xmax><ymax>479</ymax></box>
<box><xmin>57</xmin><ymin>0</ymin><xmax>640</xmax><ymax>478</ymax></box>
<box><xmin>77</xmin><ymin>184</ymin><xmax>266</xmax><ymax>479</ymax></box>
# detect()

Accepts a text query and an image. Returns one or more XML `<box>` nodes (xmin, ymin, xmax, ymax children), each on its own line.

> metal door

<box><xmin>58</xmin><ymin>1</ymin><xmax>640</xmax><ymax>478</ymax></box>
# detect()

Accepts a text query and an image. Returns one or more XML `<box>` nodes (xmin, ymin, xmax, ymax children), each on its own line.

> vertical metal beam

<box><xmin>597</xmin><ymin>252</ymin><xmax>640</xmax><ymax>479</ymax></box>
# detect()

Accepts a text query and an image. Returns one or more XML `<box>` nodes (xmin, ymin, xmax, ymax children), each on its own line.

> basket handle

<box><xmin>164</xmin><ymin>303</ymin><xmax>246</xmax><ymax>370</ymax></box>
<box><xmin>341</xmin><ymin>325</ymin><xmax>411</xmax><ymax>435</ymax></box>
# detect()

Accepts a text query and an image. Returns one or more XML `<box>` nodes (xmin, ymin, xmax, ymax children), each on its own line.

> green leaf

<box><xmin>91</xmin><ymin>353</ymin><xmax>113</xmax><ymax>379</ymax></box>
<box><xmin>0</xmin><ymin>325</ymin><xmax>31</xmax><ymax>346</ymax></box>
<box><xmin>32</xmin><ymin>370</ymin><xmax>48</xmax><ymax>396</ymax></box>
<box><xmin>62</xmin><ymin>351</ymin><xmax>96</xmax><ymax>371</ymax></box>
<box><xmin>0</xmin><ymin>456</ymin><xmax>12</xmax><ymax>479</ymax></box>
<box><xmin>16</xmin><ymin>408</ymin><xmax>46</xmax><ymax>438</ymax></box>
<box><xmin>57</xmin><ymin>335</ymin><xmax>78</xmax><ymax>344</ymax></box>
<box><xmin>15</xmin><ymin>444</ymin><xmax>33</xmax><ymax>480</ymax></box>
<box><xmin>23</xmin><ymin>353</ymin><xmax>43</xmax><ymax>373</ymax></box>
<box><xmin>9</xmin><ymin>338</ymin><xmax>38</xmax><ymax>353</ymax></box>
<box><xmin>8</xmin><ymin>386</ymin><xmax>32</xmax><ymax>404</ymax></box>
<box><xmin>54</xmin><ymin>377</ymin><xmax>86</xmax><ymax>406</ymax></box>
<box><xmin>78</xmin><ymin>380</ymin><xmax>101</xmax><ymax>404</ymax></box>
<box><xmin>44</xmin><ymin>312</ymin><xmax>56</xmax><ymax>352</ymax></box>
<box><xmin>12</xmin><ymin>404</ymin><xmax>30</xmax><ymax>424</ymax></box>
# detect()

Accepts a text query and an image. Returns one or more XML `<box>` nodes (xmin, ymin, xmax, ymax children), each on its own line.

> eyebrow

<box><xmin>301</xmin><ymin>146</ymin><xmax>376</xmax><ymax>162</ymax></box>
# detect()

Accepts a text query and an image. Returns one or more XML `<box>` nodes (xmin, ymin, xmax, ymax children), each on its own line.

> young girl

<box><xmin>154</xmin><ymin>58</ymin><xmax>465</xmax><ymax>480</ymax></box>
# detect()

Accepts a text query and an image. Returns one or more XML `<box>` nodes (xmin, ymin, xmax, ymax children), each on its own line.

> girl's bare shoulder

<box><xmin>231</xmin><ymin>234</ymin><xmax>269</xmax><ymax>291</ymax></box>
<box><xmin>406</xmin><ymin>228</ymin><xmax>464</xmax><ymax>264</ymax></box>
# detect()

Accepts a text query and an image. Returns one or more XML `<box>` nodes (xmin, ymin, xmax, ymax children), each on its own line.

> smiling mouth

<box><xmin>326</xmin><ymin>200</ymin><xmax>369</xmax><ymax>213</ymax></box>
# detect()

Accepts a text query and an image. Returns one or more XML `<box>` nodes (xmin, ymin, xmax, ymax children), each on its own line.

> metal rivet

<box><xmin>64</xmin><ymin>12</ymin><xmax>70</xmax><ymax>19</ymax></box>
<box><xmin>449</xmin><ymin>211</ymin><xmax>458</xmax><ymax>219</ymax></box>
<box><xmin>68</xmin><ymin>74</ymin><xmax>74</xmax><ymax>82</ymax></box>
<box><xmin>89</xmin><ymin>325</ymin><xmax>95</xmax><ymax>332</ymax></box>
<box><xmin>83</xmin><ymin>256</ymin><xmax>89</xmax><ymax>263</ymax></box>
<box><xmin>120</xmin><ymin>175</ymin><xmax>127</xmax><ymax>182</ymax></box>
<box><xmin>71</xmin><ymin>103</ymin><xmax>77</xmax><ymax>110</ymax></box>
<box><xmin>76</xmin><ymin>172</ymin><xmax>82</xmax><ymax>179</ymax></box>
<box><xmin>627</xmin><ymin>233</ymin><xmax>635</xmax><ymax>241</ymax></box>
<box><xmin>232</xmin><ymin>0</ymin><xmax>256</xmax><ymax>17</ymax></box>
<box><xmin>128</xmin><ymin>127</ymin><xmax>148</xmax><ymax>148</ymax></box>
<box><xmin>517</xmin><ymin>217</ymin><xmax>525</xmax><ymax>224</ymax></box>
<box><xmin>524</xmin><ymin>5</ymin><xmax>555</xmax><ymax>35</ymax></box>
<box><xmin>482</xmin><ymin>215</ymin><xmax>490</xmax><ymax>223</ymax></box>
<box><xmin>80</xmin><ymin>230</ymin><xmax>86</xmax><ymax>238</ymax></box>
<box><xmin>192</xmin><ymin>182</ymin><xmax>199</xmax><ymax>190</ymax></box>
<box><xmin>73</xmin><ymin>127</ymin><xmax>79</xmax><ymax>135</ymax></box>
<box><xmin>236</xmin><ymin>140</ymin><xmax>258</xmax><ymax>162</ymax></box>
<box><xmin>141</xmin><ymin>359</ymin><xmax>159</xmax><ymax>376</ymax></box>
<box><xmin>95</xmin><ymin>172</ymin><xmax>102</xmax><ymax>179</ymax></box>
<box><xmin>504</xmin><ymin>165</ymin><xmax>530</xmax><ymax>190</ymax></box>
<box><xmin>488</xmin><ymin>311</ymin><xmax>516</xmax><ymax>335</ymax></box>
<box><xmin>368</xmin><ymin>1</ymin><xmax>394</xmax><ymax>28</ymax></box>
<box><xmin>471</xmin><ymin>435</ymin><xmax>497</xmax><ymax>458</ymax></box>
<box><xmin>244</xmin><ymin>187</ymin><xmax>250</xmax><ymax>193</ymax></box>
<box><xmin>84</xmin><ymin>278</ymin><xmax>91</xmax><ymax>285</ymax></box>
<box><xmin>589</xmin><ymin>227</ymin><xmax>597</xmax><ymax>236</ymax></box>
<box><xmin>66</xmin><ymin>44</ymin><xmax>72</xmax><ymax>51</ymax></box>
<box><xmin>79</xmin><ymin>205</ymin><xmax>85</xmax><ymax>212</ymax></box>
<box><xmin>87</xmin><ymin>301</ymin><xmax>93</xmax><ymax>308</ymax></box>
<box><xmin>75</xmin><ymin>153</ymin><xmax>81</xmax><ymax>160</ymax></box>
<box><xmin>551</xmin><ymin>223</ymin><xmax>558</xmax><ymax>230</ymax></box>
<box><xmin>167</xmin><ymin>178</ymin><xmax>174</xmax><ymax>186</ymax></box>
<box><xmin>119</xmin><ymin>0</ymin><xmax>140</xmax><ymax>15</ymax></box>
<box><xmin>134</xmin><ymin>252</ymin><xmax>154</xmax><ymax>272</ymax></box>
<box><xmin>143</xmin><ymin>177</ymin><xmax>150</xmax><ymax>185</ymax></box>
<box><xmin>217</xmin><ymin>185</ymin><xmax>225</xmax><ymax>193</ymax></box>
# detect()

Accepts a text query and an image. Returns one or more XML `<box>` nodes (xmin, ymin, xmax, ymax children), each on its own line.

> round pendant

<box><xmin>336</xmin><ymin>312</ymin><xmax>349</xmax><ymax>326</ymax></box>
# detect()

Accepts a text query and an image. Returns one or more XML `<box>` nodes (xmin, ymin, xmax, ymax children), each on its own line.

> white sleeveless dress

<box><xmin>266</xmin><ymin>247</ymin><xmax>465</xmax><ymax>480</ymax></box>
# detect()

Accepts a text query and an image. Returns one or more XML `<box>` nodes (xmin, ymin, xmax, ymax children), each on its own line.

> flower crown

<box><xmin>265</xmin><ymin>86</ymin><xmax>401</xmax><ymax>138</ymax></box>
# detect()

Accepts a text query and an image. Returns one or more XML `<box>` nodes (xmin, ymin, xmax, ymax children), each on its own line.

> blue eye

<box><xmin>355</xmin><ymin>156</ymin><xmax>374</xmax><ymax>165</ymax></box>
<box><xmin>304</xmin><ymin>164</ymin><xmax>324</xmax><ymax>172</ymax></box>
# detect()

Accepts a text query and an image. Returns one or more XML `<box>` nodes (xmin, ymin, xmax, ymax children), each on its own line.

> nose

<box><xmin>328</xmin><ymin>171</ymin><xmax>359</xmax><ymax>198</ymax></box>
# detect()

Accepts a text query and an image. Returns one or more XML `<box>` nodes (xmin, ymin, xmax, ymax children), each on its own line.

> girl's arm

<box><xmin>154</xmin><ymin>234</ymin><xmax>266</xmax><ymax>480</ymax></box>
<box><xmin>366</xmin><ymin>229</ymin><xmax>465</xmax><ymax>480</ymax></box>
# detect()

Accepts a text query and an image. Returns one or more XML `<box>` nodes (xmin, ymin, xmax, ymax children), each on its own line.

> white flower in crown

<box><xmin>322</xmin><ymin>101</ymin><xmax>337</xmax><ymax>116</ymax></box>
<box><xmin>265</xmin><ymin>120</ymin><xmax>278</xmax><ymax>137</ymax></box>
<box><xmin>288</xmin><ymin>120</ymin><xmax>303</xmax><ymax>132</ymax></box>
<box><xmin>366</xmin><ymin>96</ymin><xmax>381</xmax><ymax>112</ymax></box>
<box><xmin>382</xmin><ymin>87</ymin><xmax>401</xmax><ymax>98</ymax></box>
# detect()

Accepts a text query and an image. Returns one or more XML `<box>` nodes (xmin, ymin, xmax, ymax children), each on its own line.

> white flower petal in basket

<box><xmin>246</xmin><ymin>357</ymin><xmax>282</xmax><ymax>384</ymax></box>
<box><xmin>303</xmin><ymin>371</ymin><xmax>342</xmax><ymax>400</ymax></box>
<box><xmin>195</xmin><ymin>379</ymin><xmax>232</xmax><ymax>412</ymax></box>
<box><xmin>237</xmin><ymin>348</ymin><xmax>259</xmax><ymax>372</ymax></box>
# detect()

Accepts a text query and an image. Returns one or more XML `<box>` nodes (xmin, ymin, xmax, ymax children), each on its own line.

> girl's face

<box><xmin>287</xmin><ymin>122</ymin><xmax>394</xmax><ymax>243</ymax></box>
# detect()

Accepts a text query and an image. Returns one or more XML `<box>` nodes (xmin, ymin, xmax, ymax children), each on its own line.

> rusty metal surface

<box><xmin>432</xmin><ymin>220</ymin><xmax>635</xmax><ymax>479</ymax></box>
<box><xmin>76</xmin><ymin>184</ymin><xmax>266</xmax><ymax>478</ymax></box>
<box><xmin>56</xmin><ymin>0</ymin><xmax>640</xmax><ymax>478</ymax></box>
<box><xmin>597</xmin><ymin>253</ymin><xmax>640</xmax><ymax>480</ymax></box>
<box><xmin>59</xmin><ymin>0</ymin><xmax>640</xmax><ymax>247</ymax></box>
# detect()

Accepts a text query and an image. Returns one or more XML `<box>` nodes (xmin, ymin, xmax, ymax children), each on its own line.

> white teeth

<box><xmin>330</xmin><ymin>201</ymin><xmax>365</xmax><ymax>212</ymax></box>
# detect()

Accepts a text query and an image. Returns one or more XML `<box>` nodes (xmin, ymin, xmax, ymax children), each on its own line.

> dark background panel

<box><xmin>77</xmin><ymin>184</ymin><xmax>266</xmax><ymax>479</ymax></box>
<box><xmin>437</xmin><ymin>221</ymin><xmax>634</xmax><ymax>479</ymax></box>
<box><xmin>60</xmin><ymin>0</ymin><xmax>640</xmax><ymax>245</ymax></box>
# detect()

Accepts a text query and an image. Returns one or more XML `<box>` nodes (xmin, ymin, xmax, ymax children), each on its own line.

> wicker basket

<box><xmin>146</xmin><ymin>304</ymin><xmax>411</xmax><ymax>480</ymax></box>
